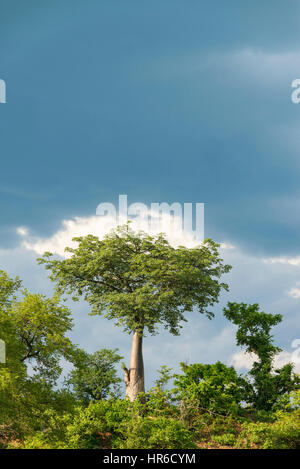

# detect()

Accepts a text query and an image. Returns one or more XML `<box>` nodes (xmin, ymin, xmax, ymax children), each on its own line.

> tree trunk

<box><xmin>123</xmin><ymin>330</ymin><xmax>145</xmax><ymax>401</ymax></box>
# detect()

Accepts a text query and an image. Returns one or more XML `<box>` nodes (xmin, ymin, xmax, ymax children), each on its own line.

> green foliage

<box><xmin>224</xmin><ymin>302</ymin><xmax>300</xmax><ymax>410</ymax></box>
<box><xmin>6</xmin><ymin>383</ymin><xmax>300</xmax><ymax>450</ymax></box>
<box><xmin>237</xmin><ymin>404</ymin><xmax>300</xmax><ymax>449</ymax></box>
<box><xmin>0</xmin><ymin>270</ymin><xmax>77</xmax><ymax>441</ymax></box>
<box><xmin>286</xmin><ymin>389</ymin><xmax>300</xmax><ymax>410</ymax></box>
<box><xmin>115</xmin><ymin>416</ymin><xmax>196</xmax><ymax>449</ymax></box>
<box><xmin>20</xmin><ymin>399</ymin><xmax>125</xmax><ymax>449</ymax></box>
<box><xmin>20</xmin><ymin>409</ymin><xmax>74</xmax><ymax>449</ymax></box>
<box><xmin>187</xmin><ymin>411</ymin><xmax>242</xmax><ymax>447</ymax></box>
<box><xmin>144</xmin><ymin>388</ymin><xmax>177</xmax><ymax>419</ymax></box>
<box><xmin>0</xmin><ymin>368</ymin><xmax>76</xmax><ymax>444</ymax></box>
<box><xmin>20</xmin><ymin>398</ymin><xmax>195</xmax><ymax>449</ymax></box>
<box><xmin>38</xmin><ymin>224</ymin><xmax>231</xmax><ymax>336</ymax></box>
<box><xmin>174</xmin><ymin>362</ymin><xmax>247</xmax><ymax>418</ymax></box>
<box><xmin>67</xmin><ymin>348</ymin><xmax>123</xmax><ymax>403</ymax></box>
<box><xmin>0</xmin><ymin>287</ymin><xmax>75</xmax><ymax>385</ymax></box>
<box><xmin>212</xmin><ymin>432</ymin><xmax>236</xmax><ymax>446</ymax></box>
<box><xmin>155</xmin><ymin>365</ymin><xmax>174</xmax><ymax>390</ymax></box>
<box><xmin>0</xmin><ymin>270</ymin><xmax>21</xmax><ymax>308</ymax></box>
<box><xmin>62</xmin><ymin>402</ymin><xmax>114</xmax><ymax>449</ymax></box>
<box><xmin>223</xmin><ymin>302</ymin><xmax>282</xmax><ymax>359</ymax></box>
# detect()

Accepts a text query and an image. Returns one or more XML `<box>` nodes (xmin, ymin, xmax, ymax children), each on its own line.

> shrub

<box><xmin>174</xmin><ymin>362</ymin><xmax>247</xmax><ymax>420</ymax></box>
<box><xmin>237</xmin><ymin>407</ymin><xmax>300</xmax><ymax>449</ymax></box>
<box><xmin>145</xmin><ymin>388</ymin><xmax>177</xmax><ymax>418</ymax></box>
<box><xmin>114</xmin><ymin>416</ymin><xmax>196</xmax><ymax>449</ymax></box>
<box><xmin>212</xmin><ymin>433</ymin><xmax>236</xmax><ymax>446</ymax></box>
<box><xmin>63</xmin><ymin>399</ymin><xmax>132</xmax><ymax>449</ymax></box>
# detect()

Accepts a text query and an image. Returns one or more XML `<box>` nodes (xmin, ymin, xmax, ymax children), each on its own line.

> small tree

<box><xmin>67</xmin><ymin>348</ymin><xmax>123</xmax><ymax>403</ymax></box>
<box><xmin>0</xmin><ymin>290</ymin><xmax>75</xmax><ymax>384</ymax></box>
<box><xmin>0</xmin><ymin>270</ymin><xmax>77</xmax><ymax>436</ymax></box>
<box><xmin>39</xmin><ymin>224</ymin><xmax>230</xmax><ymax>401</ymax></box>
<box><xmin>0</xmin><ymin>270</ymin><xmax>75</xmax><ymax>384</ymax></box>
<box><xmin>223</xmin><ymin>302</ymin><xmax>300</xmax><ymax>411</ymax></box>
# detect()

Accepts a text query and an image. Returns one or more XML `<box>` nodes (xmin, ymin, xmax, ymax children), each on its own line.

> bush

<box><xmin>114</xmin><ymin>416</ymin><xmax>196</xmax><ymax>449</ymax></box>
<box><xmin>21</xmin><ymin>400</ymin><xmax>131</xmax><ymax>449</ymax></box>
<box><xmin>212</xmin><ymin>433</ymin><xmax>236</xmax><ymax>446</ymax></box>
<box><xmin>63</xmin><ymin>399</ymin><xmax>132</xmax><ymax>449</ymax></box>
<box><xmin>192</xmin><ymin>413</ymin><xmax>242</xmax><ymax>444</ymax></box>
<box><xmin>145</xmin><ymin>388</ymin><xmax>178</xmax><ymax>418</ymax></box>
<box><xmin>174</xmin><ymin>362</ymin><xmax>247</xmax><ymax>419</ymax></box>
<box><xmin>22</xmin><ymin>399</ymin><xmax>195</xmax><ymax>450</ymax></box>
<box><xmin>237</xmin><ymin>407</ymin><xmax>300</xmax><ymax>449</ymax></box>
<box><xmin>22</xmin><ymin>434</ymin><xmax>57</xmax><ymax>449</ymax></box>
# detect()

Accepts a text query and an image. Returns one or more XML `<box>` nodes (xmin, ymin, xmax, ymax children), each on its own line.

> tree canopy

<box><xmin>39</xmin><ymin>224</ymin><xmax>231</xmax><ymax>336</ymax></box>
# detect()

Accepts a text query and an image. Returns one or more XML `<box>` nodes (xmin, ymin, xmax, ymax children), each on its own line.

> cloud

<box><xmin>262</xmin><ymin>256</ymin><xmax>300</xmax><ymax>298</ymax></box>
<box><xmin>288</xmin><ymin>284</ymin><xmax>300</xmax><ymax>298</ymax></box>
<box><xmin>219</xmin><ymin>49</ymin><xmax>300</xmax><ymax>86</ymax></box>
<box><xmin>18</xmin><ymin>209</ymin><xmax>234</xmax><ymax>257</ymax></box>
<box><xmin>230</xmin><ymin>351</ymin><xmax>257</xmax><ymax>370</ymax></box>
<box><xmin>230</xmin><ymin>348</ymin><xmax>300</xmax><ymax>374</ymax></box>
<box><xmin>220</xmin><ymin>242</ymin><xmax>235</xmax><ymax>250</ymax></box>
<box><xmin>20</xmin><ymin>215</ymin><xmax>117</xmax><ymax>257</ymax></box>
<box><xmin>17</xmin><ymin>226</ymin><xmax>29</xmax><ymax>236</ymax></box>
<box><xmin>264</xmin><ymin>256</ymin><xmax>300</xmax><ymax>266</ymax></box>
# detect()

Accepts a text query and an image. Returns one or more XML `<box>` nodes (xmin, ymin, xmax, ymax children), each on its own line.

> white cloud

<box><xmin>230</xmin><ymin>351</ymin><xmax>257</xmax><ymax>370</ymax></box>
<box><xmin>230</xmin><ymin>349</ymin><xmax>300</xmax><ymax>374</ymax></box>
<box><xmin>19</xmin><ymin>211</ymin><xmax>235</xmax><ymax>258</ymax></box>
<box><xmin>220</xmin><ymin>242</ymin><xmax>235</xmax><ymax>250</ymax></box>
<box><xmin>288</xmin><ymin>285</ymin><xmax>300</xmax><ymax>298</ymax></box>
<box><xmin>264</xmin><ymin>256</ymin><xmax>300</xmax><ymax>266</ymax></box>
<box><xmin>17</xmin><ymin>226</ymin><xmax>29</xmax><ymax>236</ymax></box>
<box><xmin>219</xmin><ymin>49</ymin><xmax>300</xmax><ymax>86</ymax></box>
<box><xmin>21</xmin><ymin>215</ymin><xmax>117</xmax><ymax>257</ymax></box>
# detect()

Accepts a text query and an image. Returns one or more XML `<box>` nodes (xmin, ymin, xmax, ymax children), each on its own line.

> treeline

<box><xmin>0</xmin><ymin>226</ymin><xmax>299</xmax><ymax>449</ymax></box>
<box><xmin>0</xmin><ymin>267</ymin><xmax>299</xmax><ymax>449</ymax></box>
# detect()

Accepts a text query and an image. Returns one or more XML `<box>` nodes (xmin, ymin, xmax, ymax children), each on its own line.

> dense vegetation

<box><xmin>0</xmin><ymin>227</ymin><xmax>299</xmax><ymax>449</ymax></box>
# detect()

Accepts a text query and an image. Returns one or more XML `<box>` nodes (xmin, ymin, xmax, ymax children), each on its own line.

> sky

<box><xmin>0</xmin><ymin>0</ymin><xmax>300</xmax><ymax>389</ymax></box>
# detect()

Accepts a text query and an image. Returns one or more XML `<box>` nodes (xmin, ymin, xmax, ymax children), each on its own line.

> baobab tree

<box><xmin>39</xmin><ymin>224</ymin><xmax>231</xmax><ymax>401</ymax></box>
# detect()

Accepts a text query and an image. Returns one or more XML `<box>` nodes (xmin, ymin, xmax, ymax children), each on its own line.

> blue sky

<box><xmin>0</xmin><ymin>1</ymin><xmax>300</xmax><ymax>388</ymax></box>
